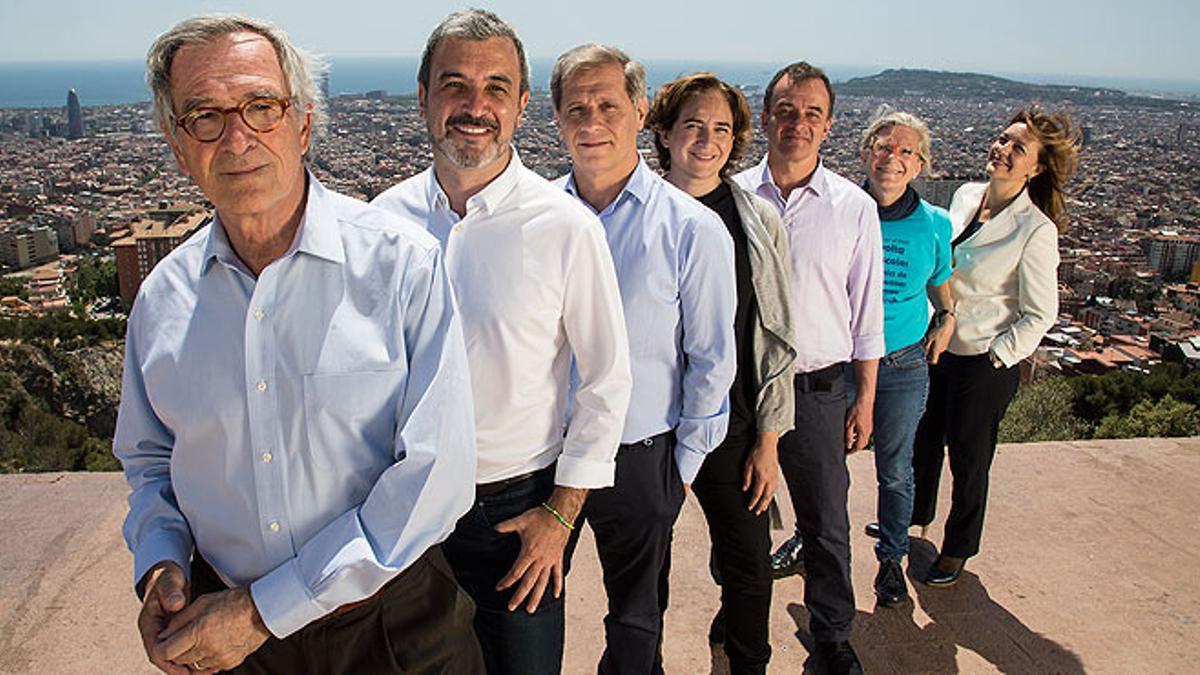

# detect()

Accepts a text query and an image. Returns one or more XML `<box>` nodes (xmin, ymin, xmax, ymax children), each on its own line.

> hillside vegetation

<box><xmin>0</xmin><ymin>315</ymin><xmax>124</xmax><ymax>472</ymax></box>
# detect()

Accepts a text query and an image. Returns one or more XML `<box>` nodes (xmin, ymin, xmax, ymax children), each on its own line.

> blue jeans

<box><xmin>846</xmin><ymin>341</ymin><xmax>929</xmax><ymax>562</ymax></box>
<box><xmin>443</xmin><ymin>466</ymin><xmax>577</xmax><ymax>675</ymax></box>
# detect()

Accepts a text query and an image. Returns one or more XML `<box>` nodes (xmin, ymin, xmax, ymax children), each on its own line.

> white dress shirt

<box><xmin>735</xmin><ymin>157</ymin><xmax>886</xmax><ymax>372</ymax></box>
<box><xmin>373</xmin><ymin>152</ymin><xmax>631</xmax><ymax>488</ymax></box>
<box><xmin>947</xmin><ymin>182</ymin><xmax>1060</xmax><ymax>366</ymax></box>
<box><xmin>114</xmin><ymin>176</ymin><xmax>477</xmax><ymax>639</ymax></box>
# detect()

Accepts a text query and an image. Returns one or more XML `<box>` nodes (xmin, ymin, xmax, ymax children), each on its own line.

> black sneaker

<box><xmin>770</xmin><ymin>531</ymin><xmax>804</xmax><ymax>579</ymax></box>
<box><xmin>814</xmin><ymin>640</ymin><xmax>863</xmax><ymax>675</ymax></box>
<box><xmin>874</xmin><ymin>559</ymin><xmax>910</xmax><ymax>608</ymax></box>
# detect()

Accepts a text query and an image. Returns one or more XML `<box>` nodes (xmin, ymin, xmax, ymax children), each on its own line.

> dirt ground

<box><xmin>2</xmin><ymin>436</ymin><xmax>1197</xmax><ymax>674</ymax></box>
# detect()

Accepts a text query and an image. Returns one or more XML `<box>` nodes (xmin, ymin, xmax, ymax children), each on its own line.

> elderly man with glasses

<box><xmin>113</xmin><ymin>14</ymin><xmax>483</xmax><ymax>674</ymax></box>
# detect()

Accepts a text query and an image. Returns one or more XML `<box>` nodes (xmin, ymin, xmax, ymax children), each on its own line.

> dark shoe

<box><xmin>814</xmin><ymin>640</ymin><xmax>863</xmax><ymax>675</ymax></box>
<box><xmin>770</xmin><ymin>531</ymin><xmax>804</xmax><ymax>579</ymax></box>
<box><xmin>874</xmin><ymin>559</ymin><xmax>910</xmax><ymax>607</ymax></box>
<box><xmin>923</xmin><ymin>554</ymin><xmax>965</xmax><ymax>587</ymax></box>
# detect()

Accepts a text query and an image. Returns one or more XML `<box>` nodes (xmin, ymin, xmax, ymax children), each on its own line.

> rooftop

<box><xmin>0</xmin><ymin>437</ymin><xmax>1196</xmax><ymax>674</ymax></box>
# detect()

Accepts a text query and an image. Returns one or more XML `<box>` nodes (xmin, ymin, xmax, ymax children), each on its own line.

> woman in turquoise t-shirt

<box><xmin>849</xmin><ymin>107</ymin><xmax>955</xmax><ymax>608</ymax></box>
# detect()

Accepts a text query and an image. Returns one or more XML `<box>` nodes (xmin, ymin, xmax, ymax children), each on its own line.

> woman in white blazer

<box><xmin>912</xmin><ymin>106</ymin><xmax>1079</xmax><ymax>587</ymax></box>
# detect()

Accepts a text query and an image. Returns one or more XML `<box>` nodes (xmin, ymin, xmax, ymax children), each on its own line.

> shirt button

<box><xmin>269</xmin><ymin>521</ymin><xmax>280</xmax><ymax>532</ymax></box>
<box><xmin>253</xmin><ymin>309</ymin><xmax>265</xmax><ymax>321</ymax></box>
<box><xmin>256</xmin><ymin>380</ymin><xmax>267</xmax><ymax>392</ymax></box>
<box><xmin>261</xmin><ymin>451</ymin><xmax>273</xmax><ymax>463</ymax></box>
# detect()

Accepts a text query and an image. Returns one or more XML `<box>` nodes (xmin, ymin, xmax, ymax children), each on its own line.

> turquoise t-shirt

<box><xmin>881</xmin><ymin>199</ymin><xmax>953</xmax><ymax>354</ymax></box>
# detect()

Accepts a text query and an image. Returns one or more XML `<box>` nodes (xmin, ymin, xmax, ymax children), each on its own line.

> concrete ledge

<box><xmin>2</xmin><ymin>437</ymin><xmax>1197</xmax><ymax>674</ymax></box>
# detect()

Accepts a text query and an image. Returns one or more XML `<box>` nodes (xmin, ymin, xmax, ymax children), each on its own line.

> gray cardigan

<box><xmin>726</xmin><ymin>179</ymin><xmax>797</xmax><ymax>434</ymax></box>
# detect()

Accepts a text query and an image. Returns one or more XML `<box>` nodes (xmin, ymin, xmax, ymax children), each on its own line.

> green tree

<box><xmin>1095</xmin><ymin>395</ymin><xmax>1200</xmax><ymax>438</ymax></box>
<box><xmin>1000</xmin><ymin>376</ymin><xmax>1089</xmax><ymax>443</ymax></box>
<box><xmin>70</xmin><ymin>256</ymin><xmax>120</xmax><ymax>306</ymax></box>
<box><xmin>0</xmin><ymin>276</ymin><xmax>29</xmax><ymax>301</ymax></box>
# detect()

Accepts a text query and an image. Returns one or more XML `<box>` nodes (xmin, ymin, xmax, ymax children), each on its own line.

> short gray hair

<box><xmin>146</xmin><ymin>14</ymin><xmax>327</xmax><ymax>143</ymax></box>
<box><xmin>860</xmin><ymin>105</ymin><xmax>934</xmax><ymax>176</ymax></box>
<box><xmin>418</xmin><ymin>9</ymin><xmax>530</xmax><ymax>95</ymax></box>
<box><xmin>550</xmin><ymin>43</ymin><xmax>646</xmax><ymax>111</ymax></box>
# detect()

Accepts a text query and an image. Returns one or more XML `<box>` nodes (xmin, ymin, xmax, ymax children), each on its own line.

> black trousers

<box><xmin>570</xmin><ymin>432</ymin><xmax>685</xmax><ymax>675</ymax></box>
<box><xmin>912</xmin><ymin>352</ymin><xmax>1020</xmax><ymax>559</ymax></box>
<box><xmin>693</xmin><ymin>429</ymin><xmax>772</xmax><ymax>675</ymax></box>
<box><xmin>443</xmin><ymin>465</ymin><xmax>581</xmax><ymax>675</ymax></box>
<box><xmin>189</xmin><ymin>547</ymin><xmax>483</xmax><ymax>674</ymax></box>
<box><xmin>777</xmin><ymin>364</ymin><xmax>855</xmax><ymax>643</ymax></box>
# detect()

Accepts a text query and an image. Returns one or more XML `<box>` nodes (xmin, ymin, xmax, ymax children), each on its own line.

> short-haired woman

<box><xmin>646</xmin><ymin>72</ymin><xmax>796</xmax><ymax>675</ymax></box>
<box><xmin>853</xmin><ymin>107</ymin><xmax>956</xmax><ymax>607</ymax></box>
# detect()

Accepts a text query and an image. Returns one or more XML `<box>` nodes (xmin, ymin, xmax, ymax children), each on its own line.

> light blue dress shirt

<box><xmin>558</xmin><ymin>160</ymin><xmax>737</xmax><ymax>484</ymax></box>
<box><xmin>113</xmin><ymin>175</ymin><xmax>476</xmax><ymax>639</ymax></box>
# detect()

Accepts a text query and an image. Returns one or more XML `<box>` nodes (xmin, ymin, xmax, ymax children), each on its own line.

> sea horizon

<box><xmin>3</xmin><ymin>56</ymin><xmax>1199</xmax><ymax>109</ymax></box>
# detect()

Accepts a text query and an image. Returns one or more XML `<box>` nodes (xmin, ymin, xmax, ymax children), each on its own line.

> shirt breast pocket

<box><xmin>303</xmin><ymin>369</ymin><xmax>406</xmax><ymax>465</ymax></box>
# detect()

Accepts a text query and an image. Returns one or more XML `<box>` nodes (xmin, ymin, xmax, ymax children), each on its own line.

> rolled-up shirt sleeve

<box><xmin>674</xmin><ymin>213</ymin><xmax>737</xmax><ymax>483</ymax></box>
<box><xmin>114</xmin><ymin>301</ymin><xmax>194</xmax><ymax>592</ymax></box>
<box><xmin>250</xmin><ymin>247</ymin><xmax>476</xmax><ymax>638</ymax></box>
<box><xmin>848</xmin><ymin>202</ymin><xmax>886</xmax><ymax>361</ymax></box>
<box><xmin>557</xmin><ymin>221</ymin><xmax>632</xmax><ymax>489</ymax></box>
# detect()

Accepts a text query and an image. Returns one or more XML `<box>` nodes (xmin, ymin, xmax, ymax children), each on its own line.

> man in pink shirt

<box><xmin>734</xmin><ymin>61</ymin><xmax>884</xmax><ymax>675</ymax></box>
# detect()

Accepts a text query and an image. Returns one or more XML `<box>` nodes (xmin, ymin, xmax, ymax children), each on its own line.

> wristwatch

<box><xmin>933</xmin><ymin>308</ymin><xmax>955</xmax><ymax>325</ymax></box>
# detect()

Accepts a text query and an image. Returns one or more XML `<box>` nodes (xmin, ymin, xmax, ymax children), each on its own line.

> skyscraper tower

<box><xmin>66</xmin><ymin>89</ymin><xmax>84</xmax><ymax>140</ymax></box>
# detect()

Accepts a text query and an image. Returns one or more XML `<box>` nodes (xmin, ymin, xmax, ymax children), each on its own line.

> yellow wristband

<box><xmin>541</xmin><ymin>501</ymin><xmax>575</xmax><ymax>531</ymax></box>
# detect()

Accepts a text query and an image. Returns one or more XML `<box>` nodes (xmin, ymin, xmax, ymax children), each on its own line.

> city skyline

<box><xmin>1</xmin><ymin>0</ymin><xmax>1197</xmax><ymax>88</ymax></box>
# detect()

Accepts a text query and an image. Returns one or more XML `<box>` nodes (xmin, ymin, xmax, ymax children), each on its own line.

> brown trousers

<box><xmin>190</xmin><ymin>546</ymin><xmax>484</xmax><ymax>674</ymax></box>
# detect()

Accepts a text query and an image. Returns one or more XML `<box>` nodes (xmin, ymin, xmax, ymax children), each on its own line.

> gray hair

<box><xmin>550</xmin><ymin>43</ymin><xmax>646</xmax><ymax>111</ymax></box>
<box><xmin>146</xmin><ymin>14</ymin><xmax>327</xmax><ymax>143</ymax></box>
<box><xmin>418</xmin><ymin>9</ymin><xmax>530</xmax><ymax>95</ymax></box>
<box><xmin>860</xmin><ymin>105</ymin><xmax>934</xmax><ymax>176</ymax></box>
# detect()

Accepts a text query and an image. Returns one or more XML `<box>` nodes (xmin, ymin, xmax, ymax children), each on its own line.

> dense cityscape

<box><xmin>2</xmin><ymin>70</ymin><xmax>1200</xmax><ymax>382</ymax></box>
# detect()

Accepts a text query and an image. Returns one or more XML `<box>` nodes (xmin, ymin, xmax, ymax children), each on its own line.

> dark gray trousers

<box><xmin>571</xmin><ymin>431</ymin><xmax>685</xmax><ymax>675</ymax></box>
<box><xmin>777</xmin><ymin>364</ymin><xmax>856</xmax><ymax>643</ymax></box>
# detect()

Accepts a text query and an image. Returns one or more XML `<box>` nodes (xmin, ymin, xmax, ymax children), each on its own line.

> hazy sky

<box><xmin>1</xmin><ymin>0</ymin><xmax>1195</xmax><ymax>83</ymax></box>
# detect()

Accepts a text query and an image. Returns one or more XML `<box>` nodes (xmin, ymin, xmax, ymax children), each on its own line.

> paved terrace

<box><xmin>1</xmin><ymin>437</ymin><xmax>1197</xmax><ymax>674</ymax></box>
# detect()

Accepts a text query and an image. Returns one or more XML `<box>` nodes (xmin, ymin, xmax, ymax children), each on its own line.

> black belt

<box><xmin>794</xmin><ymin>362</ymin><xmax>845</xmax><ymax>393</ymax></box>
<box><xmin>475</xmin><ymin>464</ymin><xmax>552</xmax><ymax>498</ymax></box>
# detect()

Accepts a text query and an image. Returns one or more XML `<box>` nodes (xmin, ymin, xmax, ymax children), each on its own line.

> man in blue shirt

<box><xmin>114</xmin><ymin>14</ymin><xmax>482</xmax><ymax>674</ymax></box>
<box><xmin>552</xmin><ymin>43</ymin><xmax>738</xmax><ymax>674</ymax></box>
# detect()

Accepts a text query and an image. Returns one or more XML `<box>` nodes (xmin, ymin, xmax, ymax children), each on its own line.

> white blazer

<box><xmin>947</xmin><ymin>182</ymin><xmax>1059</xmax><ymax>366</ymax></box>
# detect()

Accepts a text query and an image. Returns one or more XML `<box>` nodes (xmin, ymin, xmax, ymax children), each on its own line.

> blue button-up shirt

<box><xmin>559</xmin><ymin>160</ymin><xmax>736</xmax><ymax>483</ymax></box>
<box><xmin>114</xmin><ymin>176</ymin><xmax>476</xmax><ymax>639</ymax></box>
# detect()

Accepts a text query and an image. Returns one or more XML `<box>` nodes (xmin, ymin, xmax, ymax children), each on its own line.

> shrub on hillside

<box><xmin>1094</xmin><ymin>395</ymin><xmax>1200</xmax><ymax>439</ymax></box>
<box><xmin>0</xmin><ymin>371</ymin><xmax>118</xmax><ymax>473</ymax></box>
<box><xmin>1000</xmin><ymin>375</ymin><xmax>1088</xmax><ymax>443</ymax></box>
